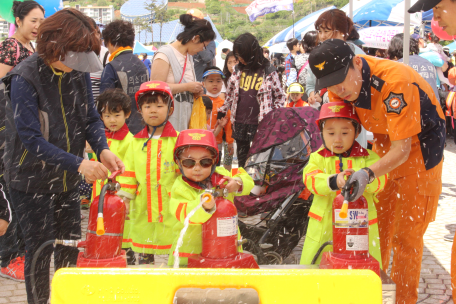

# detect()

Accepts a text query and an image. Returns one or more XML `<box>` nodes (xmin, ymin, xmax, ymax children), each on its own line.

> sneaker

<box><xmin>138</xmin><ymin>254</ymin><xmax>154</xmax><ymax>265</ymax></box>
<box><xmin>0</xmin><ymin>256</ymin><xmax>25</xmax><ymax>282</ymax></box>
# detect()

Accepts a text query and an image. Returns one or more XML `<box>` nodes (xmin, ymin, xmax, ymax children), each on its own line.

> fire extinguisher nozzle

<box><xmin>96</xmin><ymin>217</ymin><xmax>105</xmax><ymax>235</ymax></box>
<box><xmin>339</xmin><ymin>201</ymin><xmax>349</xmax><ymax>219</ymax></box>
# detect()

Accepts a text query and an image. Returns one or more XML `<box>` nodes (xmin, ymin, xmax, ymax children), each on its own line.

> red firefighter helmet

<box><xmin>173</xmin><ymin>129</ymin><xmax>219</xmax><ymax>163</ymax></box>
<box><xmin>316</xmin><ymin>101</ymin><xmax>361</xmax><ymax>131</ymax></box>
<box><xmin>135</xmin><ymin>81</ymin><xmax>174</xmax><ymax>110</ymax></box>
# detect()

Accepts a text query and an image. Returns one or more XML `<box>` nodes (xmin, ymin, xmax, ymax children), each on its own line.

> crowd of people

<box><xmin>0</xmin><ymin>0</ymin><xmax>455</xmax><ymax>303</ymax></box>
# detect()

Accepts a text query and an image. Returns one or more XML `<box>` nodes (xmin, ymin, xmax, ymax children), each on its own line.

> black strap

<box><xmin>103</xmin><ymin>52</ymin><xmax>109</xmax><ymax>67</ymax></box>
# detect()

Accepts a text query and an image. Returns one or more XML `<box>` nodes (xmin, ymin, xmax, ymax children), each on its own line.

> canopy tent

<box><xmin>350</xmin><ymin>0</ymin><xmax>422</xmax><ymax>28</ymax></box>
<box><xmin>268</xmin><ymin>42</ymin><xmax>289</xmax><ymax>54</ymax></box>
<box><xmin>358</xmin><ymin>25</ymin><xmax>414</xmax><ymax>49</ymax></box>
<box><xmin>133</xmin><ymin>41</ymin><xmax>155</xmax><ymax>56</ymax></box>
<box><xmin>215</xmin><ymin>40</ymin><xmax>234</xmax><ymax>70</ymax></box>
<box><xmin>135</xmin><ymin>16</ymin><xmax>223</xmax><ymax>44</ymax></box>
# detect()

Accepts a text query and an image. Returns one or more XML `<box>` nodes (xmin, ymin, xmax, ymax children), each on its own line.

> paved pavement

<box><xmin>1</xmin><ymin>139</ymin><xmax>455</xmax><ymax>303</ymax></box>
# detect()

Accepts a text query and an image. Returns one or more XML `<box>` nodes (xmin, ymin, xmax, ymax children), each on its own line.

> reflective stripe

<box><xmin>308</xmin><ymin>212</ymin><xmax>322</xmax><ymax>222</ymax></box>
<box><xmin>108</xmin><ymin>141</ymin><xmax>112</xmax><ymax>148</ymax></box>
<box><xmin>131</xmin><ymin>242</ymin><xmax>172</xmax><ymax>249</ymax></box>
<box><xmin>120</xmin><ymin>184</ymin><xmax>137</xmax><ymax>189</ymax></box>
<box><xmin>120</xmin><ymin>171</ymin><xmax>136</xmax><ymax>178</ymax></box>
<box><xmin>375</xmin><ymin>177</ymin><xmax>382</xmax><ymax>193</ymax></box>
<box><xmin>146</xmin><ymin>140</ymin><xmax>152</xmax><ymax>222</ymax></box>
<box><xmin>304</xmin><ymin>170</ymin><xmax>322</xmax><ymax>196</ymax></box>
<box><xmin>347</xmin><ymin>160</ymin><xmax>352</xmax><ymax>169</ymax></box>
<box><xmin>336</xmin><ymin>160</ymin><xmax>341</xmax><ymax>173</ymax></box>
<box><xmin>157</xmin><ymin>140</ymin><xmax>163</xmax><ymax>222</ymax></box>
<box><xmin>369</xmin><ymin>218</ymin><xmax>378</xmax><ymax>226</ymax></box>
<box><xmin>87</xmin><ymin>230</ymin><xmax>123</xmax><ymax>237</ymax></box>
<box><xmin>176</xmin><ymin>202</ymin><xmax>187</xmax><ymax>222</ymax></box>
<box><xmin>123</xmin><ymin>238</ymin><xmax>132</xmax><ymax>243</ymax></box>
<box><xmin>19</xmin><ymin>150</ymin><xmax>28</xmax><ymax>166</ymax></box>
<box><xmin>172</xmin><ymin>251</ymin><xmax>195</xmax><ymax>257</ymax></box>
<box><xmin>58</xmin><ymin>74</ymin><xmax>70</xmax><ymax>192</ymax></box>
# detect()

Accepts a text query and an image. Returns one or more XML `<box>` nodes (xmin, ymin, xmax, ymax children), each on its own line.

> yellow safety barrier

<box><xmin>51</xmin><ymin>268</ymin><xmax>382</xmax><ymax>303</ymax></box>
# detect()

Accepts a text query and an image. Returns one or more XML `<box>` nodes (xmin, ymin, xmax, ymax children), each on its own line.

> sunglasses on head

<box><xmin>180</xmin><ymin>158</ymin><xmax>214</xmax><ymax>169</ymax></box>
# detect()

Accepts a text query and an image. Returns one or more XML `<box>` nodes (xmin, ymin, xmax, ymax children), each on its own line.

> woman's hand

<box><xmin>78</xmin><ymin>160</ymin><xmax>109</xmax><ymax>182</ymax></box>
<box><xmin>308</xmin><ymin>92</ymin><xmax>316</xmax><ymax>105</ymax></box>
<box><xmin>187</xmin><ymin>82</ymin><xmax>204</xmax><ymax>95</ymax></box>
<box><xmin>100</xmin><ymin>149</ymin><xmax>125</xmax><ymax>174</ymax></box>
<box><xmin>0</xmin><ymin>219</ymin><xmax>9</xmax><ymax>236</ymax></box>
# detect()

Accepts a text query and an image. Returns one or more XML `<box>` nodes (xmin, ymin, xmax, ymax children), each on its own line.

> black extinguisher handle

<box><xmin>342</xmin><ymin>175</ymin><xmax>360</xmax><ymax>202</ymax></box>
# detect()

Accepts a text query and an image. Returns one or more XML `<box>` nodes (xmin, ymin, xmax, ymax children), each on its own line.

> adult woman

<box><xmin>0</xmin><ymin>0</ymin><xmax>44</xmax><ymax>283</ymax></box>
<box><xmin>306</xmin><ymin>9</ymin><xmax>365</xmax><ymax>105</ymax></box>
<box><xmin>151</xmin><ymin>14</ymin><xmax>215</xmax><ymax>131</ymax></box>
<box><xmin>0</xmin><ymin>1</ymin><xmax>44</xmax><ymax>77</ymax></box>
<box><xmin>306</xmin><ymin>9</ymin><xmax>367</xmax><ymax>148</ymax></box>
<box><xmin>3</xmin><ymin>9</ymin><xmax>124</xmax><ymax>304</ymax></box>
<box><xmin>100</xmin><ymin>19</ymin><xmax>149</xmax><ymax>135</ymax></box>
<box><xmin>218</xmin><ymin>33</ymin><xmax>285</xmax><ymax>168</ymax></box>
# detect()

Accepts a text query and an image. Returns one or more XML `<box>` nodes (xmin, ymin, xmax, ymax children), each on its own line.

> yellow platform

<box><xmin>51</xmin><ymin>268</ymin><xmax>382</xmax><ymax>303</ymax></box>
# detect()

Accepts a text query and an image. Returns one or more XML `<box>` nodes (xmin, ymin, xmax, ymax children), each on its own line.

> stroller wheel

<box><xmin>263</xmin><ymin>251</ymin><xmax>283</xmax><ymax>265</ymax></box>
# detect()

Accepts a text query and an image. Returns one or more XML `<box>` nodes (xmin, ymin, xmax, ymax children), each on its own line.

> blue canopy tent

<box><xmin>133</xmin><ymin>41</ymin><xmax>155</xmax><ymax>56</ymax></box>
<box><xmin>135</xmin><ymin>16</ymin><xmax>223</xmax><ymax>44</ymax></box>
<box><xmin>445</xmin><ymin>41</ymin><xmax>456</xmax><ymax>53</ymax></box>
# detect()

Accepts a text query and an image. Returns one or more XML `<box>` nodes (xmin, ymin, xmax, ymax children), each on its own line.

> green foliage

<box><xmin>207</xmin><ymin>0</ymin><xmax>222</xmax><ymax>14</ymax></box>
<box><xmin>97</xmin><ymin>0</ymin><xmax>108</xmax><ymax>5</ymax></box>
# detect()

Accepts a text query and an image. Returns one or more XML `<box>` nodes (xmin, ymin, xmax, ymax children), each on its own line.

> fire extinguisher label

<box><xmin>334</xmin><ymin>209</ymin><xmax>369</xmax><ymax>228</ymax></box>
<box><xmin>217</xmin><ymin>216</ymin><xmax>238</xmax><ymax>237</ymax></box>
<box><xmin>346</xmin><ymin>235</ymin><xmax>369</xmax><ymax>251</ymax></box>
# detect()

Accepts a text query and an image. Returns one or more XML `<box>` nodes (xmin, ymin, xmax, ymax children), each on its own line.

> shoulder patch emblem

<box><xmin>383</xmin><ymin>92</ymin><xmax>407</xmax><ymax>114</ymax></box>
<box><xmin>370</xmin><ymin>75</ymin><xmax>385</xmax><ymax>92</ymax></box>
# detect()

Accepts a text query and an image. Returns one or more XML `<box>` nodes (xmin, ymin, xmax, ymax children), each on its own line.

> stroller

<box><xmin>235</xmin><ymin>107</ymin><xmax>323</xmax><ymax>265</ymax></box>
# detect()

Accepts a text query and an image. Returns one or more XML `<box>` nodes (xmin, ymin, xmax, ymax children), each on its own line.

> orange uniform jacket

<box><xmin>330</xmin><ymin>55</ymin><xmax>445</xmax><ymax>180</ymax></box>
<box><xmin>207</xmin><ymin>95</ymin><xmax>233</xmax><ymax>145</ymax></box>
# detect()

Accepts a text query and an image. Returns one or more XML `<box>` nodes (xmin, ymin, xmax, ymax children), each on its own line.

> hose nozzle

<box><xmin>96</xmin><ymin>215</ymin><xmax>105</xmax><ymax>235</ymax></box>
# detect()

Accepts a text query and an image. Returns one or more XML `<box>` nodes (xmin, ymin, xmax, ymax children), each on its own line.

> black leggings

<box><xmin>10</xmin><ymin>187</ymin><xmax>81</xmax><ymax>304</ymax></box>
<box><xmin>236</xmin><ymin>140</ymin><xmax>252</xmax><ymax>169</ymax></box>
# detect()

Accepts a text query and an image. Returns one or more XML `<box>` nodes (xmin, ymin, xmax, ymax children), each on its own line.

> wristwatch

<box><xmin>362</xmin><ymin>167</ymin><xmax>376</xmax><ymax>184</ymax></box>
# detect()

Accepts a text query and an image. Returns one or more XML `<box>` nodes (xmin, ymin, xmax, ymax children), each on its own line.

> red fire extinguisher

<box><xmin>319</xmin><ymin>175</ymin><xmax>380</xmax><ymax>275</ymax></box>
<box><xmin>187</xmin><ymin>182</ymin><xmax>259</xmax><ymax>269</ymax></box>
<box><xmin>76</xmin><ymin>170</ymin><xmax>128</xmax><ymax>268</ymax></box>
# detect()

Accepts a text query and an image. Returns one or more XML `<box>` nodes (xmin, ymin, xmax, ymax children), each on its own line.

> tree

<box><xmin>143</xmin><ymin>0</ymin><xmax>170</xmax><ymax>46</ymax></box>
<box><xmin>97</xmin><ymin>0</ymin><xmax>108</xmax><ymax>6</ymax></box>
<box><xmin>133</xmin><ymin>17</ymin><xmax>150</xmax><ymax>44</ymax></box>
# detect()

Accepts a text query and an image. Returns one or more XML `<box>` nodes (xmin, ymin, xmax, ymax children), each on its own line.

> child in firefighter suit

<box><xmin>169</xmin><ymin>129</ymin><xmax>254</xmax><ymax>266</ymax></box>
<box><xmin>117</xmin><ymin>81</ymin><xmax>180</xmax><ymax>264</ymax></box>
<box><xmin>300</xmin><ymin>102</ymin><xmax>387</xmax><ymax>265</ymax></box>
<box><xmin>90</xmin><ymin>89</ymin><xmax>135</xmax><ymax>261</ymax></box>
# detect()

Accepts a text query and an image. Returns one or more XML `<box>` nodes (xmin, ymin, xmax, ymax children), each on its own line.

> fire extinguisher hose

<box><xmin>311</xmin><ymin>241</ymin><xmax>333</xmax><ymax>265</ymax></box>
<box><xmin>96</xmin><ymin>184</ymin><xmax>110</xmax><ymax>235</ymax></box>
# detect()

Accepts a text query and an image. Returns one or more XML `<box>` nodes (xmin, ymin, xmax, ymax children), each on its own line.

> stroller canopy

<box><xmin>249</xmin><ymin>107</ymin><xmax>323</xmax><ymax>157</ymax></box>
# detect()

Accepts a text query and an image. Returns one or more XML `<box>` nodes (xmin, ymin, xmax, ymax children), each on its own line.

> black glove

<box><xmin>342</xmin><ymin>169</ymin><xmax>369</xmax><ymax>202</ymax></box>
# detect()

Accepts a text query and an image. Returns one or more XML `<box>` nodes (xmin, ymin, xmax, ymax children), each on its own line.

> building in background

<box><xmin>0</xmin><ymin>18</ymin><xmax>9</xmax><ymax>40</ymax></box>
<box><xmin>64</xmin><ymin>4</ymin><xmax>115</xmax><ymax>24</ymax></box>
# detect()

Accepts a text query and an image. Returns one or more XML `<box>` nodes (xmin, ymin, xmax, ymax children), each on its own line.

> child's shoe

<box><xmin>125</xmin><ymin>249</ymin><xmax>136</xmax><ymax>265</ymax></box>
<box><xmin>138</xmin><ymin>253</ymin><xmax>154</xmax><ymax>265</ymax></box>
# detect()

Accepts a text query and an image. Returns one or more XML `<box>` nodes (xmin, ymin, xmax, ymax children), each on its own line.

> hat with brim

<box><xmin>408</xmin><ymin>0</ymin><xmax>441</xmax><ymax>13</ymax></box>
<box><xmin>203</xmin><ymin>69</ymin><xmax>226</xmax><ymax>79</ymax></box>
<box><xmin>60</xmin><ymin>51</ymin><xmax>103</xmax><ymax>73</ymax></box>
<box><xmin>314</xmin><ymin>64</ymin><xmax>350</xmax><ymax>91</ymax></box>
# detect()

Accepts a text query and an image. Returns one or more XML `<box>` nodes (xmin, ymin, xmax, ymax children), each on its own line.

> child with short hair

<box><xmin>287</xmin><ymin>82</ymin><xmax>309</xmax><ymax>108</ymax></box>
<box><xmin>117</xmin><ymin>81</ymin><xmax>180</xmax><ymax>265</ymax></box>
<box><xmin>91</xmin><ymin>88</ymin><xmax>135</xmax><ymax>263</ymax></box>
<box><xmin>300</xmin><ymin>102</ymin><xmax>387</xmax><ymax>265</ymax></box>
<box><xmin>203</xmin><ymin>66</ymin><xmax>234</xmax><ymax>171</ymax></box>
<box><xmin>169</xmin><ymin>129</ymin><xmax>254</xmax><ymax>266</ymax></box>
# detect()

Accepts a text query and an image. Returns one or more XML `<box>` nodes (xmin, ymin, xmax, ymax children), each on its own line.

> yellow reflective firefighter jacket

<box><xmin>168</xmin><ymin>167</ymin><xmax>254</xmax><ymax>266</ymax></box>
<box><xmin>300</xmin><ymin>142</ymin><xmax>387</xmax><ymax>266</ymax></box>
<box><xmin>117</xmin><ymin>122</ymin><xmax>180</xmax><ymax>254</ymax></box>
<box><xmin>90</xmin><ymin>123</ymin><xmax>134</xmax><ymax>248</ymax></box>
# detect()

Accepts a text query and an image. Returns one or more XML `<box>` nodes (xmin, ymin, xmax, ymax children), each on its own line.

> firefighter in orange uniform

<box><xmin>308</xmin><ymin>39</ymin><xmax>445</xmax><ymax>304</ymax></box>
<box><xmin>408</xmin><ymin>0</ymin><xmax>456</xmax><ymax>302</ymax></box>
